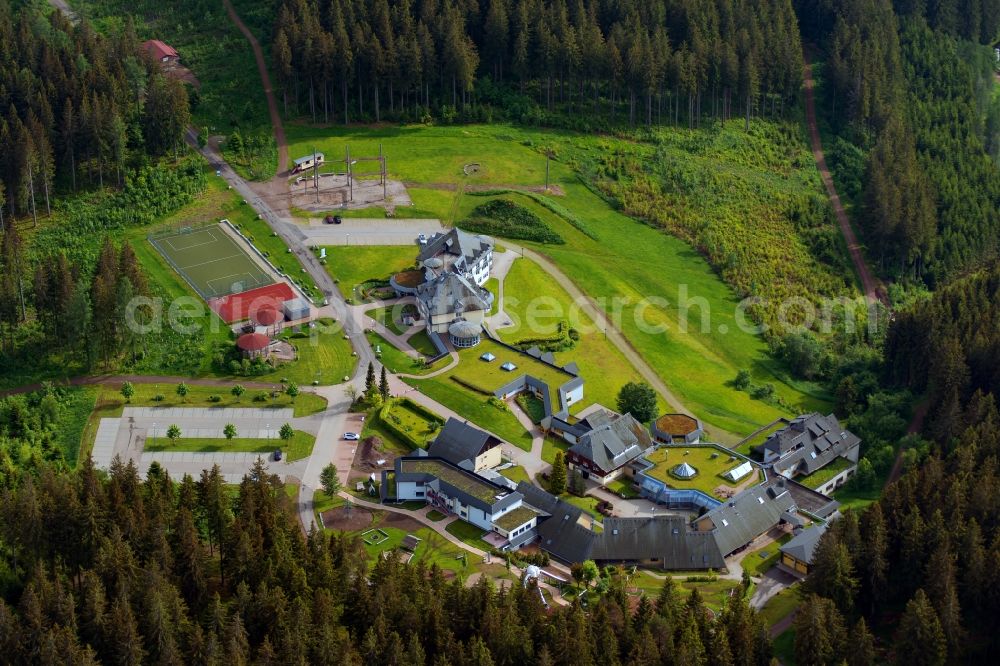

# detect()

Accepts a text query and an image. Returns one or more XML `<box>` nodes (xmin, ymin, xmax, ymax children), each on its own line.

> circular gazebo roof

<box><xmin>252</xmin><ymin>307</ymin><xmax>283</xmax><ymax>326</ymax></box>
<box><xmin>448</xmin><ymin>320</ymin><xmax>482</xmax><ymax>339</ymax></box>
<box><xmin>236</xmin><ymin>332</ymin><xmax>270</xmax><ymax>352</ymax></box>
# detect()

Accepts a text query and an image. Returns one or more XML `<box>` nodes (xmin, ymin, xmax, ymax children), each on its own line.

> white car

<box><xmin>343</xmin><ymin>432</ymin><xmax>360</xmax><ymax>441</ymax></box>
<box><xmin>417</xmin><ymin>233</ymin><xmax>427</xmax><ymax>245</ymax></box>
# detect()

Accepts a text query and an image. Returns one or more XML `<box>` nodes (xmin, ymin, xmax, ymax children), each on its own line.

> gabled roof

<box><xmin>758</xmin><ymin>414</ymin><xmax>860</xmax><ymax>475</ymax></box>
<box><xmin>517</xmin><ymin>482</ymin><xmax>598</xmax><ymax>563</ymax></box>
<box><xmin>427</xmin><ymin>418</ymin><xmax>499</xmax><ymax>466</ymax></box>
<box><xmin>724</xmin><ymin>461</ymin><xmax>754</xmax><ymax>482</ymax></box>
<box><xmin>780</xmin><ymin>524</ymin><xmax>828</xmax><ymax>564</ymax></box>
<box><xmin>418</xmin><ymin>228</ymin><xmax>492</xmax><ymax>265</ymax></box>
<box><xmin>568</xmin><ymin>412</ymin><xmax>652</xmax><ymax>475</ymax></box>
<box><xmin>592</xmin><ymin>517</ymin><xmax>726</xmax><ymax>569</ymax></box>
<box><xmin>142</xmin><ymin>39</ymin><xmax>178</xmax><ymax>60</ymax></box>
<box><xmin>416</xmin><ymin>272</ymin><xmax>490</xmax><ymax>318</ymax></box>
<box><xmin>701</xmin><ymin>482</ymin><xmax>798</xmax><ymax>556</ymax></box>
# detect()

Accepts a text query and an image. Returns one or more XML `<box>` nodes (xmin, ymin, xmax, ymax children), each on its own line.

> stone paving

<box><xmin>91</xmin><ymin>418</ymin><xmax>121</xmax><ymax>469</ymax></box>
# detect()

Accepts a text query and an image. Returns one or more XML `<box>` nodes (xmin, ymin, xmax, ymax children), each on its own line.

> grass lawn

<box><xmin>542</xmin><ymin>436</ymin><xmax>570</xmax><ymax>465</ymax></box>
<box><xmin>604</xmin><ymin>477</ymin><xmax>641</xmax><ymax>499</ymax></box>
<box><xmin>100</xmin><ymin>383</ymin><xmax>327</xmax><ymax>417</ymax></box>
<box><xmin>497</xmin><ymin>256</ymin><xmax>659</xmax><ymax>415</ymax></box>
<box><xmin>426</xmin><ymin>510</ymin><xmax>447</xmax><ymax>522</ymax></box>
<box><xmin>402</xmin><ymin>374</ymin><xmax>533</xmax><ymax>451</ymax></box>
<box><xmin>382</xmin><ymin>399</ymin><xmax>442</xmax><ymax>448</ymax></box>
<box><xmin>360</xmin><ymin>523</ymin><xmax>478</xmax><ymax>576</ymax></box>
<box><xmin>561</xmin><ymin>494</ymin><xmax>604</xmax><ymax>524</ymax></box>
<box><xmin>757</xmin><ymin>583</ymin><xmax>801</xmax><ymax>628</ymax></box>
<box><xmin>798</xmin><ymin>456</ymin><xmax>853</xmax><ymax>490</ymax></box>
<box><xmin>444</xmin><ymin>520</ymin><xmax>489</xmax><ymax>550</ymax></box>
<box><xmin>407</xmin><ymin>330</ymin><xmax>439</xmax><ymax>357</ymax></box>
<box><xmin>642</xmin><ymin>446</ymin><xmax>759</xmax><ymax>498</ymax></box>
<box><xmin>742</xmin><ymin>533</ymin><xmax>794</xmax><ymax>576</ymax></box>
<box><xmin>285</xmin><ymin>123</ymin><xmax>835</xmax><ymax>440</ymax></box>
<box><xmin>627</xmin><ymin>572</ymin><xmax>742</xmax><ymax>611</ymax></box>
<box><xmin>368</xmin><ymin>332</ymin><xmax>435</xmax><ymax>375</ymax></box>
<box><xmin>832</xmin><ymin>484</ymin><xmax>882</xmax><ymax>513</ymax></box>
<box><xmin>251</xmin><ymin>327</ymin><xmax>357</xmax><ymax>386</ymax></box>
<box><xmin>365</xmin><ymin>306</ymin><xmax>408</xmax><ymax>335</ymax></box>
<box><xmin>360</xmin><ymin>410</ymin><xmax>416</xmax><ymax>456</ymax></box>
<box><xmin>145</xmin><ymin>430</ymin><xmax>315</xmax><ymax>461</ymax></box>
<box><xmin>499</xmin><ymin>465</ymin><xmax>531</xmax><ymax>485</ymax></box>
<box><xmin>447</xmin><ymin>337</ymin><xmax>574</xmax><ymax>400</ymax></box>
<box><xmin>772</xmin><ymin>630</ymin><xmax>796</xmax><ymax>665</ymax></box>
<box><xmin>321</xmin><ymin>246</ymin><xmax>416</xmax><ymax>300</ymax></box>
<box><xmin>516</xmin><ymin>393</ymin><xmax>547</xmax><ymax>423</ymax></box>
<box><xmin>484</xmin><ymin>277</ymin><xmax>500</xmax><ymax>314</ymax></box>
<box><xmin>732</xmin><ymin>419</ymin><xmax>789</xmax><ymax>457</ymax></box>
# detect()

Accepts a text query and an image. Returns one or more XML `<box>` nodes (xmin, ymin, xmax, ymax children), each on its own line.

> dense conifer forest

<box><xmin>272</xmin><ymin>0</ymin><xmax>806</xmax><ymax>129</ymax></box>
<box><xmin>0</xmin><ymin>457</ymin><xmax>774</xmax><ymax>665</ymax></box>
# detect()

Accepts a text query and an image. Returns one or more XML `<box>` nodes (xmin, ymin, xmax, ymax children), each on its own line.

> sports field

<box><xmin>150</xmin><ymin>224</ymin><xmax>274</xmax><ymax>299</ymax></box>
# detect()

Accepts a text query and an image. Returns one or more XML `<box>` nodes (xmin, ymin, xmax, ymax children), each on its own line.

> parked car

<box><xmin>323</xmin><ymin>215</ymin><xmax>335</xmax><ymax>225</ymax></box>
<box><xmin>343</xmin><ymin>432</ymin><xmax>360</xmax><ymax>441</ymax></box>
<box><xmin>333</xmin><ymin>215</ymin><xmax>343</xmax><ymax>224</ymax></box>
<box><xmin>273</xmin><ymin>449</ymin><xmax>283</xmax><ymax>461</ymax></box>
<box><xmin>417</xmin><ymin>233</ymin><xmax>427</xmax><ymax>245</ymax></box>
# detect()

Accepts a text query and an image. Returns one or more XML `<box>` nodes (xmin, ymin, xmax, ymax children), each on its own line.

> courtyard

<box><xmin>642</xmin><ymin>446</ymin><xmax>759</xmax><ymax>498</ymax></box>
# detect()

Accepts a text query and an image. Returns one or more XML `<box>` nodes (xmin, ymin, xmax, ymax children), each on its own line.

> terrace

<box><xmin>494</xmin><ymin>505</ymin><xmax>540</xmax><ymax>532</ymax></box>
<box><xmin>798</xmin><ymin>456</ymin><xmax>854</xmax><ymax>490</ymax></box>
<box><xmin>450</xmin><ymin>338</ymin><xmax>575</xmax><ymax>400</ymax></box>
<box><xmin>399</xmin><ymin>459</ymin><xmax>507</xmax><ymax>503</ymax></box>
<box><xmin>640</xmin><ymin>446</ymin><xmax>759</xmax><ymax>498</ymax></box>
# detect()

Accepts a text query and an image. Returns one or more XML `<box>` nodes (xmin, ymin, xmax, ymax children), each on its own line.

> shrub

<box><xmin>488</xmin><ymin>397</ymin><xmax>510</xmax><ymax>412</ymax></box>
<box><xmin>253</xmin><ymin>392</ymin><xmax>268</xmax><ymax>402</ymax></box>
<box><xmin>458</xmin><ymin>199</ymin><xmax>564</xmax><ymax>244</ymax></box>
<box><xmin>152</xmin><ymin>394</ymin><xmax>164</xmax><ymax>402</ymax></box>
<box><xmin>208</xmin><ymin>395</ymin><xmax>222</xmax><ymax>403</ymax></box>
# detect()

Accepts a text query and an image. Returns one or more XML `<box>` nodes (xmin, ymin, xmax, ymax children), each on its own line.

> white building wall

<box><xmin>396</xmin><ymin>481</ymin><xmax>423</xmax><ymax>501</ymax></box>
<box><xmin>466</xmin><ymin>505</ymin><xmax>494</xmax><ymax>531</ymax></box>
<box><xmin>564</xmin><ymin>384</ymin><xmax>584</xmax><ymax>406</ymax></box>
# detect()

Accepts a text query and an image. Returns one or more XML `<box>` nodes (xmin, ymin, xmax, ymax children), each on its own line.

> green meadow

<box><xmin>287</xmin><ymin>123</ymin><xmax>835</xmax><ymax>438</ymax></box>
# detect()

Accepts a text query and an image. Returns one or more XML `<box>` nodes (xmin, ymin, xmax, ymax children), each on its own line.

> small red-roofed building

<box><xmin>142</xmin><ymin>40</ymin><xmax>179</xmax><ymax>63</ymax></box>
<box><xmin>236</xmin><ymin>332</ymin><xmax>270</xmax><ymax>359</ymax></box>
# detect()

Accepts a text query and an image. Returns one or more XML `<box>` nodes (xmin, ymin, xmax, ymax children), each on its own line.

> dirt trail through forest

<box><xmin>802</xmin><ymin>58</ymin><xmax>888</xmax><ymax>307</ymax></box>
<box><xmin>221</xmin><ymin>0</ymin><xmax>289</xmax><ymax>175</ymax></box>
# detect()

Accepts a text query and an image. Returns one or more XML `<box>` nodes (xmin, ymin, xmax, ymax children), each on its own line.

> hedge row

<box><xmin>378</xmin><ymin>403</ymin><xmax>429</xmax><ymax>449</ymax></box>
<box><xmin>397</xmin><ymin>397</ymin><xmax>445</xmax><ymax>425</ymax></box>
<box><xmin>450</xmin><ymin>375</ymin><xmax>494</xmax><ymax>396</ymax></box>
<box><xmin>510</xmin><ymin>321</ymin><xmax>578</xmax><ymax>353</ymax></box>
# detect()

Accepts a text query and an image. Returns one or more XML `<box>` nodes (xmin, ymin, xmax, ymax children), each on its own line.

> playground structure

<box><xmin>289</xmin><ymin>144</ymin><xmax>412</xmax><ymax>213</ymax></box>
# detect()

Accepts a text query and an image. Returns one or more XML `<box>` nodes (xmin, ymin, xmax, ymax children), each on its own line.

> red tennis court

<box><xmin>208</xmin><ymin>282</ymin><xmax>295</xmax><ymax>323</ymax></box>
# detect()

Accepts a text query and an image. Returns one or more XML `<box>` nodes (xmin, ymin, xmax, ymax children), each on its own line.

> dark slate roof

<box><xmin>592</xmin><ymin>517</ymin><xmax>726</xmax><ymax>569</ymax></box>
<box><xmin>418</xmin><ymin>228</ymin><xmax>491</xmax><ymax>264</ymax></box>
<box><xmin>428</xmin><ymin>418</ymin><xmax>499</xmax><ymax>466</ymax></box>
<box><xmin>416</xmin><ymin>272</ymin><xmax>490</xmax><ymax>317</ymax></box>
<box><xmin>776</xmin><ymin>478</ymin><xmax>841</xmax><ymax>518</ymax></box>
<box><xmin>517</xmin><ymin>482</ymin><xmax>726</xmax><ymax>568</ymax></box>
<box><xmin>780</xmin><ymin>524</ymin><xmax>828</xmax><ymax>564</ymax></box>
<box><xmin>516</xmin><ymin>482</ymin><xmax>598</xmax><ymax>563</ymax></box>
<box><xmin>758</xmin><ymin>413</ymin><xmax>860</xmax><ymax>476</ymax></box>
<box><xmin>701</xmin><ymin>483</ymin><xmax>798</xmax><ymax>556</ymax></box>
<box><xmin>568</xmin><ymin>413</ymin><xmax>653</xmax><ymax>475</ymax></box>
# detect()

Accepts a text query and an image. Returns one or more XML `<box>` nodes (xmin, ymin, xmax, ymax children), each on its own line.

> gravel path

<box><xmin>802</xmin><ymin>58</ymin><xmax>887</xmax><ymax>307</ymax></box>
